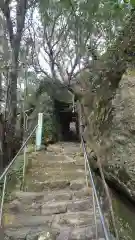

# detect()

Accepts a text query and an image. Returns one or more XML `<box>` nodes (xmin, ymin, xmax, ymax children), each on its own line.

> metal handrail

<box><xmin>81</xmin><ymin>132</ymin><xmax>110</xmax><ymax>240</ymax></box>
<box><xmin>0</xmin><ymin>124</ymin><xmax>38</xmax><ymax>182</ymax></box>
<box><xmin>0</xmin><ymin>124</ymin><xmax>38</xmax><ymax>226</ymax></box>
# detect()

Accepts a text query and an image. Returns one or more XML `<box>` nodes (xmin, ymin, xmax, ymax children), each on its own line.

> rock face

<box><xmin>83</xmin><ymin>75</ymin><xmax>135</xmax><ymax>202</ymax></box>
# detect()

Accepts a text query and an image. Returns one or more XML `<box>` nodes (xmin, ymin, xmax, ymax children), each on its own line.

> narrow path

<box><xmin>4</xmin><ymin>142</ymin><xmax>105</xmax><ymax>240</ymax></box>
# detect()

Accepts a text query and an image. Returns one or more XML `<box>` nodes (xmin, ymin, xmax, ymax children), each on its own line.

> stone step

<box><xmin>5</xmin><ymin>226</ymin><xmax>55</xmax><ymax>240</ymax></box>
<box><xmin>4</xmin><ymin>214</ymin><xmax>54</xmax><ymax>228</ymax></box>
<box><xmin>47</xmin><ymin>143</ymin><xmax>80</xmax><ymax>153</ymax></box>
<box><xmin>5</xmin><ymin>223</ymin><xmax>105</xmax><ymax>240</ymax></box>
<box><xmin>26</xmin><ymin>178</ymin><xmax>86</xmax><ymax>192</ymax></box>
<box><xmin>3</xmin><ymin>143</ymin><xmax>100</xmax><ymax>240</ymax></box>
<box><xmin>7</xmin><ymin>189</ymin><xmax>92</xmax><ymax>216</ymax></box>
<box><xmin>6</xmin><ymin>198</ymin><xmax>93</xmax><ymax>218</ymax></box>
<box><xmin>11</xmin><ymin>187</ymin><xmax>92</xmax><ymax>203</ymax></box>
<box><xmin>52</xmin><ymin>211</ymin><xmax>98</xmax><ymax>228</ymax></box>
<box><xmin>4</xmin><ymin>211</ymin><xmax>97</xmax><ymax>229</ymax></box>
<box><xmin>31</xmin><ymin>163</ymin><xmax>85</xmax><ymax>173</ymax></box>
<box><xmin>41</xmin><ymin>198</ymin><xmax>93</xmax><ymax>215</ymax></box>
<box><xmin>4</xmin><ymin>209</ymin><xmax>98</xmax><ymax>229</ymax></box>
<box><xmin>56</xmin><ymin>223</ymin><xmax>105</xmax><ymax>240</ymax></box>
<box><xmin>12</xmin><ymin>191</ymin><xmax>45</xmax><ymax>202</ymax></box>
<box><xmin>31</xmin><ymin>152</ymin><xmax>73</xmax><ymax>162</ymax></box>
<box><xmin>29</xmin><ymin>168</ymin><xmax>85</xmax><ymax>183</ymax></box>
<box><xmin>42</xmin><ymin>187</ymin><xmax>92</xmax><ymax>202</ymax></box>
<box><xmin>26</xmin><ymin>179</ymin><xmax>70</xmax><ymax>192</ymax></box>
<box><xmin>30</xmin><ymin>150</ymin><xmax>84</xmax><ymax>165</ymax></box>
<box><xmin>31</xmin><ymin>158</ymin><xmax>84</xmax><ymax>169</ymax></box>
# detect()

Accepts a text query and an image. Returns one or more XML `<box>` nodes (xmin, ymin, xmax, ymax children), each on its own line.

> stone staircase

<box><xmin>4</xmin><ymin>142</ymin><xmax>104</xmax><ymax>240</ymax></box>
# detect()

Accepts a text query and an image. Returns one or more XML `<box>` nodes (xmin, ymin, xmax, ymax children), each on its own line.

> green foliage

<box><xmin>130</xmin><ymin>0</ymin><xmax>135</xmax><ymax>6</ymax></box>
<box><xmin>0</xmin><ymin>155</ymin><xmax>24</xmax><ymax>201</ymax></box>
<box><xmin>124</xmin><ymin>0</ymin><xmax>135</xmax><ymax>7</ymax></box>
<box><xmin>27</xmin><ymin>89</ymin><xmax>57</xmax><ymax>143</ymax></box>
<box><xmin>42</xmin><ymin>113</ymin><xmax>58</xmax><ymax>143</ymax></box>
<box><xmin>109</xmin><ymin>0</ymin><xmax>135</xmax><ymax>9</ymax></box>
<box><xmin>38</xmin><ymin>0</ymin><xmax>129</xmax><ymax>56</ymax></box>
<box><xmin>0</xmin><ymin>146</ymin><xmax>35</xmax><ymax>201</ymax></box>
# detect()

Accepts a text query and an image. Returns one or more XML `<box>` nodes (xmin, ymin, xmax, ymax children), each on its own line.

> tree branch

<box><xmin>14</xmin><ymin>0</ymin><xmax>27</xmax><ymax>60</ymax></box>
<box><xmin>67</xmin><ymin>55</ymin><xmax>80</xmax><ymax>85</ymax></box>
<box><xmin>0</xmin><ymin>2</ymin><xmax>14</xmax><ymax>49</ymax></box>
<box><xmin>0</xmin><ymin>0</ymin><xmax>28</xmax><ymax>61</ymax></box>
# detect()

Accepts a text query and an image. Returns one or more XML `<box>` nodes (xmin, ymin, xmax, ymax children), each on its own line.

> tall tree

<box><xmin>35</xmin><ymin>0</ymin><xmax>129</xmax><ymax>86</ymax></box>
<box><xmin>0</xmin><ymin>0</ymin><xmax>28</xmax><ymax>169</ymax></box>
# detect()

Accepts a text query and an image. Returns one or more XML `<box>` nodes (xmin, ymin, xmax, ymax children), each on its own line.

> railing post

<box><xmin>22</xmin><ymin>145</ymin><xmax>27</xmax><ymax>191</ymax></box>
<box><xmin>36</xmin><ymin>113</ymin><xmax>43</xmax><ymax>151</ymax></box>
<box><xmin>22</xmin><ymin>113</ymin><xmax>28</xmax><ymax>191</ymax></box>
<box><xmin>72</xmin><ymin>94</ymin><xmax>75</xmax><ymax>113</ymax></box>
<box><xmin>92</xmin><ymin>189</ymin><xmax>98</xmax><ymax>240</ymax></box>
<box><xmin>0</xmin><ymin>174</ymin><xmax>7</xmax><ymax>226</ymax></box>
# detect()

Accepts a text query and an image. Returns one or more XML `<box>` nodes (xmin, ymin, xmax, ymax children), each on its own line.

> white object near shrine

<box><xmin>36</xmin><ymin>113</ymin><xmax>43</xmax><ymax>150</ymax></box>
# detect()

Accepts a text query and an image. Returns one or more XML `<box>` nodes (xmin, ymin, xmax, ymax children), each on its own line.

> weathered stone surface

<box><xmin>4</xmin><ymin>142</ymin><xmax>98</xmax><ymax>240</ymax></box>
<box><xmin>42</xmin><ymin>188</ymin><xmax>92</xmax><ymax>202</ymax></box>
<box><xmin>47</xmin><ymin>144</ymin><xmax>64</xmax><ymax>154</ymax></box>
<box><xmin>83</xmin><ymin>75</ymin><xmax>135</xmax><ymax>202</ymax></box>
<box><xmin>73</xmin><ymin>187</ymin><xmax>92</xmax><ymax>199</ymax></box>
<box><xmin>70</xmin><ymin>179</ymin><xmax>85</xmax><ymax>190</ymax></box>
<box><xmin>28</xmin><ymin>179</ymin><xmax>70</xmax><ymax>192</ymax></box>
<box><xmin>5</xmin><ymin>215</ymin><xmax>53</xmax><ymax>228</ymax></box>
<box><xmin>14</xmin><ymin>192</ymin><xmax>44</xmax><ymax>202</ymax></box>
<box><xmin>43</xmin><ymin>180</ymin><xmax>70</xmax><ymax>189</ymax></box>
<box><xmin>52</xmin><ymin>211</ymin><xmax>94</xmax><ymax>227</ymax></box>
<box><xmin>4</xmin><ymin>235</ymin><xmax>10</xmax><ymax>240</ymax></box>
<box><xmin>5</xmin><ymin>227</ymin><xmax>56</xmax><ymax>240</ymax></box>
<box><xmin>55</xmin><ymin>225</ymin><xmax>100</xmax><ymax>240</ymax></box>
<box><xmin>90</xmin><ymin>220</ymin><xmax>105</xmax><ymax>239</ymax></box>
<box><xmin>67</xmin><ymin>198</ymin><xmax>92</xmax><ymax>212</ymax></box>
<box><xmin>44</xmin><ymin>190</ymin><xmax>72</xmax><ymax>202</ymax></box>
<box><xmin>5</xmin><ymin>225</ymin><xmax>105</xmax><ymax>240</ymax></box>
<box><xmin>98</xmin><ymin>239</ymin><xmax>105</xmax><ymax>240</ymax></box>
<box><xmin>8</xmin><ymin>200</ymin><xmax>22</xmax><ymax>213</ymax></box>
<box><xmin>5</xmin><ymin>227</ymin><xmax>32</xmax><ymax>240</ymax></box>
<box><xmin>56</xmin><ymin>228</ymin><xmax>72</xmax><ymax>240</ymax></box>
<box><xmin>42</xmin><ymin>201</ymin><xmax>67</xmax><ymax>215</ymax></box>
<box><xmin>37</xmin><ymin>231</ymin><xmax>55</xmax><ymax>240</ymax></box>
<box><xmin>0</xmin><ymin>227</ymin><xmax>5</xmax><ymax>240</ymax></box>
<box><xmin>7</xmin><ymin>199</ymin><xmax>41</xmax><ymax>216</ymax></box>
<box><xmin>41</xmin><ymin>198</ymin><xmax>91</xmax><ymax>216</ymax></box>
<box><xmin>70</xmin><ymin>226</ymin><xmax>93</xmax><ymax>240</ymax></box>
<box><xmin>61</xmin><ymin>144</ymin><xmax>81</xmax><ymax>157</ymax></box>
<box><xmin>27</xmin><ymin>229</ymin><xmax>55</xmax><ymax>240</ymax></box>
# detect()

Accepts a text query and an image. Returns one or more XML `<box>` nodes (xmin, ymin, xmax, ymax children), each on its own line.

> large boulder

<box><xmin>82</xmin><ymin>74</ymin><xmax>135</xmax><ymax>202</ymax></box>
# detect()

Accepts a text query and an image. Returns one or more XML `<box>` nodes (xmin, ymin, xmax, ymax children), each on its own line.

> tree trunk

<box><xmin>74</xmin><ymin>9</ymin><xmax>135</xmax><ymax>201</ymax></box>
<box><xmin>3</xmin><ymin>66</ymin><xmax>18</xmax><ymax>168</ymax></box>
<box><xmin>0</xmin><ymin>0</ymin><xmax>28</xmax><ymax>169</ymax></box>
<box><xmin>79</xmin><ymin>9</ymin><xmax>135</xmax><ymax>150</ymax></box>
